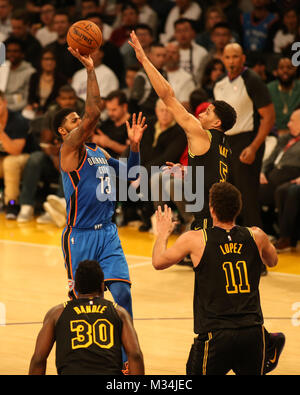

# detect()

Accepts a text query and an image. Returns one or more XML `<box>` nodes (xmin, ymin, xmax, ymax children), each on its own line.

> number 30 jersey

<box><xmin>193</xmin><ymin>226</ymin><xmax>264</xmax><ymax>334</ymax></box>
<box><xmin>55</xmin><ymin>297</ymin><xmax>123</xmax><ymax>375</ymax></box>
<box><xmin>61</xmin><ymin>143</ymin><xmax>115</xmax><ymax>229</ymax></box>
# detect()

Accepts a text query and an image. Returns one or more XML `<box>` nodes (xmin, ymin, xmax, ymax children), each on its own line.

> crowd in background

<box><xmin>0</xmin><ymin>0</ymin><xmax>300</xmax><ymax>252</ymax></box>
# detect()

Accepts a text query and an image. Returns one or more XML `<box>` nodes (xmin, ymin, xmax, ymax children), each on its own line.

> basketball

<box><xmin>67</xmin><ymin>20</ymin><xmax>102</xmax><ymax>55</ymax></box>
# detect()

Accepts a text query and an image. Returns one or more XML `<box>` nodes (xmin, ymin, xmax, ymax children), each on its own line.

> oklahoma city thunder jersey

<box><xmin>61</xmin><ymin>143</ymin><xmax>115</xmax><ymax>228</ymax></box>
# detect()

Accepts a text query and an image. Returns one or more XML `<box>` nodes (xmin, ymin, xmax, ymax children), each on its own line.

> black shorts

<box><xmin>186</xmin><ymin>326</ymin><xmax>265</xmax><ymax>375</ymax></box>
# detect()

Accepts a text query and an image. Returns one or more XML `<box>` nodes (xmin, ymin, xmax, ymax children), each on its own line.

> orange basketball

<box><xmin>67</xmin><ymin>20</ymin><xmax>102</xmax><ymax>55</ymax></box>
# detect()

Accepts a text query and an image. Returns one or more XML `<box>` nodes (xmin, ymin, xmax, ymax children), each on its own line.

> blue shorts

<box><xmin>61</xmin><ymin>222</ymin><xmax>130</xmax><ymax>294</ymax></box>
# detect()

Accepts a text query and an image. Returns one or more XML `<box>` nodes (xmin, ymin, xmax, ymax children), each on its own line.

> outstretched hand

<box><xmin>155</xmin><ymin>204</ymin><xmax>177</xmax><ymax>237</ymax></box>
<box><xmin>128</xmin><ymin>30</ymin><xmax>147</xmax><ymax>64</ymax></box>
<box><xmin>68</xmin><ymin>47</ymin><xmax>94</xmax><ymax>71</ymax></box>
<box><xmin>126</xmin><ymin>112</ymin><xmax>147</xmax><ymax>146</ymax></box>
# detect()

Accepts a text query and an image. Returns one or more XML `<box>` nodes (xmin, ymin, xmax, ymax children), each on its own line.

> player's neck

<box><xmin>213</xmin><ymin>220</ymin><xmax>236</xmax><ymax>230</ymax></box>
<box><xmin>77</xmin><ymin>292</ymin><xmax>103</xmax><ymax>299</ymax></box>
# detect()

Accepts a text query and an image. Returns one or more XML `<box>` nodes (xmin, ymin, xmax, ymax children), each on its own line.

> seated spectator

<box><xmin>0</xmin><ymin>91</ymin><xmax>30</xmax><ymax>219</ymax></box>
<box><xmin>159</xmin><ymin>0</ymin><xmax>202</xmax><ymax>44</ymax></box>
<box><xmin>123</xmin><ymin>65</ymin><xmax>140</xmax><ymax>100</ymax></box>
<box><xmin>195</xmin><ymin>5</ymin><xmax>227</xmax><ymax>51</ymax></box>
<box><xmin>25</xmin><ymin>48</ymin><xmax>67</xmax><ymax>117</ymax></box>
<box><xmin>129</xmin><ymin>42</ymin><xmax>167</xmax><ymax>117</ymax></box>
<box><xmin>172</xmin><ymin>18</ymin><xmax>208</xmax><ymax>85</ymax></box>
<box><xmin>16</xmin><ymin>84</ymin><xmax>83</xmax><ymax>223</ymax></box>
<box><xmin>132</xmin><ymin>0</ymin><xmax>158</xmax><ymax>36</ymax></box>
<box><xmin>82</xmin><ymin>3</ymin><xmax>113</xmax><ymax>41</ymax></box>
<box><xmin>110</xmin><ymin>2</ymin><xmax>139</xmax><ymax>48</ymax></box>
<box><xmin>241</xmin><ymin>0</ymin><xmax>278</xmax><ymax>53</ymax></box>
<box><xmin>201</xmin><ymin>58</ymin><xmax>225</xmax><ymax>100</ymax></box>
<box><xmin>259</xmin><ymin>108</ymin><xmax>300</xmax><ymax>235</ymax></box>
<box><xmin>137</xmin><ymin>98</ymin><xmax>187</xmax><ymax>231</ymax></box>
<box><xmin>0</xmin><ymin>0</ymin><xmax>12</xmax><ymax>41</ymax></box>
<box><xmin>86</xmin><ymin>12</ymin><xmax>125</xmax><ymax>85</ymax></box>
<box><xmin>272</xmin><ymin>8</ymin><xmax>299</xmax><ymax>54</ymax></box>
<box><xmin>249</xmin><ymin>56</ymin><xmax>275</xmax><ymax>84</ymax></box>
<box><xmin>164</xmin><ymin>41</ymin><xmax>196</xmax><ymax>109</ymax></box>
<box><xmin>213</xmin><ymin>0</ymin><xmax>242</xmax><ymax>36</ymax></box>
<box><xmin>273</xmin><ymin>178</ymin><xmax>300</xmax><ymax>251</ymax></box>
<box><xmin>0</xmin><ymin>37</ymin><xmax>35</xmax><ymax>112</ymax></box>
<box><xmin>7</xmin><ymin>9</ymin><xmax>42</xmax><ymax>69</ymax></box>
<box><xmin>71</xmin><ymin>46</ymin><xmax>119</xmax><ymax>108</ymax></box>
<box><xmin>92</xmin><ymin>90</ymin><xmax>130</xmax><ymax>159</ymax></box>
<box><xmin>208</xmin><ymin>22</ymin><xmax>235</xmax><ymax>60</ymax></box>
<box><xmin>45</xmin><ymin>10</ymin><xmax>82</xmax><ymax>81</ymax></box>
<box><xmin>35</xmin><ymin>2</ymin><xmax>58</xmax><ymax>47</ymax></box>
<box><xmin>268</xmin><ymin>57</ymin><xmax>300</xmax><ymax>135</ymax></box>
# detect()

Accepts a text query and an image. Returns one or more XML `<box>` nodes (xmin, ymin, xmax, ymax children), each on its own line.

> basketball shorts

<box><xmin>61</xmin><ymin>222</ymin><xmax>131</xmax><ymax>296</ymax></box>
<box><xmin>186</xmin><ymin>326</ymin><xmax>265</xmax><ymax>375</ymax></box>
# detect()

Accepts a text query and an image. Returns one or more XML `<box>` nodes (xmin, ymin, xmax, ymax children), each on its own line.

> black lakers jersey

<box><xmin>187</xmin><ymin>129</ymin><xmax>230</xmax><ymax>229</ymax></box>
<box><xmin>55</xmin><ymin>297</ymin><xmax>123</xmax><ymax>375</ymax></box>
<box><xmin>193</xmin><ymin>226</ymin><xmax>264</xmax><ymax>334</ymax></box>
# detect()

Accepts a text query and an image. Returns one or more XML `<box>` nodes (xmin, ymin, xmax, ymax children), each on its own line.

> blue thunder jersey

<box><xmin>61</xmin><ymin>143</ymin><xmax>116</xmax><ymax>229</ymax></box>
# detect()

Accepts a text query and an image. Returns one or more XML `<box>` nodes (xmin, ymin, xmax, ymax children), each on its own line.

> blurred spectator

<box><xmin>24</xmin><ymin>48</ymin><xmax>67</xmax><ymax>117</ymax></box>
<box><xmin>129</xmin><ymin>42</ymin><xmax>167</xmax><ymax>117</ymax></box>
<box><xmin>0</xmin><ymin>90</ymin><xmax>30</xmax><ymax>219</ymax></box>
<box><xmin>241</xmin><ymin>0</ymin><xmax>278</xmax><ymax>52</ymax></box>
<box><xmin>81</xmin><ymin>2</ymin><xmax>113</xmax><ymax>41</ymax></box>
<box><xmin>92</xmin><ymin>90</ymin><xmax>130</xmax><ymax>158</ymax></box>
<box><xmin>164</xmin><ymin>41</ymin><xmax>196</xmax><ymax>109</ymax></box>
<box><xmin>159</xmin><ymin>0</ymin><xmax>202</xmax><ymax>44</ymax></box>
<box><xmin>17</xmin><ymin>84</ymin><xmax>82</xmax><ymax>223</ymax></box>
<box><xmin>214</xmin><ymin>43</ymin><xmax>275</xmax><ymax>227</ymax></box>
<box><xmin>267</xmin><ymin>57</ymin><xmax>300</xmax><ymax>135</ymax></box>
<box><xmin>132</xmin><ymin>0</ymin><xmax>158</xmax><ymax>36</ymax></box>
<box><xmin>249</xmin><ymin>56</ymin><xmax>275</xmax><ymax>83</ymax></box>
<box><xmin>201</xmin><ymin>58</ymin><xmax>225</xmax><ymax>100</ymax></box>
<box><xmin>259</xmin><ymin>108</ymin><xmax>300</xmax><ymax>236</ymax></box>
<box><xmin>195</xmin><ymin>5</ymin><xmax>226</xmax><ymax>50</ymax></box>
<box><xmin>122</xmin><ymin>23</ymin><xmax>155</xmax><ymax>69</ymax></box>
<box><xmin>188</xmin><ymin>87</ymin><xmax>209</xmax><ymax>114</ymax></box>
<box><xmin>0</xmin><ymin>37</ymin><xmax>35</xmax><ymax>112</ymax></box>
<box><xmin>86</xmin><ymin>12</ymin><xmax>125</xmax><ymax>85</ymax></box>
<box><xmin>272</xmin><ymin>8</ymin><xmax>299</xmax><ymax>54</ymax></box>
<box><xmin>213</xmin><ymin>0</ymin><xmax>242</xmax><ymax>36</ymax></box>
<box><xmin>209</xmin><ymin>22</ymin><xmax>234</xmax><ymax>60</ymax></box>
<box><xmin>274</xmin><ymin>179</ymin><xmax>300</xmax><ymax>251</ymax></box>
<box><xmin>35</xmin><ymin>2</ymin><xmax>58</xmax><ymax>47</ymax></box>
<box><xmin>71</xmin><ymin>46</ymin><xmax>119</xmax><ymax>108</ymax></box>
<box><xmin>7</xmin><ymin>9</ymin><xmax>42</xmax><ymax>69</ymax></box>
<box><xmin>45</xmin><ymin>10</ymin><xmax>82</xmax><ymax>81</ymax></box>
<box><xmin>110</xmin><ymin>2</ymin><xmax>139</xmax><ymax>48</ymax></box>
<box><xmin>173</xmin><ymin>18</ymin><xmax>208</xmax><ymax>85</ymax></box>
<box><xmin>0</xmin><ymin>0</ymin><xmax>12</xmax><ymax>40</ymax></box>
<box><xmin>123</xmin><ymin>64</ymin><xmax>140</xmax><ymax>100</ymax></box>
<box><xmin>137</xmin><ymin>98</ymin><xmax>187</xmax><ymax>231</ymax></box>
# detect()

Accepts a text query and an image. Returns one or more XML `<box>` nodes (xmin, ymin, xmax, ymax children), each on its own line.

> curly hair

<box><xmin>209</xmin><ymin>182</ymin><xmax>242</xmax><ymax>222</ymax></box>
<box><xmin>74</xmin><ymin>260</ymin><xmax>104</xmax><ymax>294</ymax></box>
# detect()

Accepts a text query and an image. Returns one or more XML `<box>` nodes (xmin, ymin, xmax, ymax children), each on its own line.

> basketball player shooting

<box><xmin>52</xmin><ymin>47</ymin><xmax>147</xmax><ymax>367</ymax></box>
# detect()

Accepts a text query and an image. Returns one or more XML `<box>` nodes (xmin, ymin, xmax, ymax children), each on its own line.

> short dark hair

<box><xmin>105</xmin><ymin>89</ymin><xmax>128</xmax><ymax>105</ymax></box>
<box><xmin>211</xmin><ymin>100</ymin><xmax>237</xmax><ymax>132</ymax></box>
<box><xmin>211</xmin><ymin>22</ymin><xmax>231</xmax><ymax>32</ymax></box>
<box><xmin>75</xmin><ymin>260</ymin><xmax>104</xmax><ymax>294</ymax></box>
<box><xmin>209</xmin><ymin>182</ymin><xmax>242</xmax><ymax>222</ymax></box>
<box><xmin>174</xmin><ymin>18</ymin><xmax>195</xmax><ymax>31</ymax></box>
<box><xmin>5</xmin><ymin>37</ymin><xmax>26</xmax><ymax>53</ymax></box>
<box><xmin>135</xmin><ymin>23</ymin><xmax>153</xmax><ymax>36</ymax></box>
<box><xmin>52</xmin><ymin>107</ymin><xmax>74</xmax><ymax>136</ymax></box>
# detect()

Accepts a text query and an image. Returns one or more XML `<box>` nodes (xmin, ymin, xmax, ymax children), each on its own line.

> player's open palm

<box><xmin>155</xmin><ymin>204</ymin><xmax>177</xmax><ymax>237</ymax></box>
<box><xmin>126</xmin><ymin>112</ymin><xmax>147</xmax><ymax>145</ymax></box>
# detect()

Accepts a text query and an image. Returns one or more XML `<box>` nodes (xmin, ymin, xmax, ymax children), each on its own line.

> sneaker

<box><xmin>264</xmin><ymin>332</ymin><xmax>285</xmax><ymax>374</ymax></box>
<box><xmin>36</xmin><ymin>212</ymin><xmax>53</xmax><ymax>224</ymax></box>
<box><xmin>5</xmin><ymin>200</ymin><xmax>20</xmax><ymax>220</ymax></box>
<box><xmin>46</xmin><ymin>195</ymin><xmax>66</xmax><ymax>215</ymax></box>
<box><xmin>43</xmin><ymin>202</ymin><xmax>66</xmax><ymax>227</ymax></box>
<box><xmin>17</xmin><ymin>205</ymin><xmax>34</xmax><ymax>223</ymax></box>
<box><xmin>273</xmin><ymin>237</ymin><xmax>292</xmax><ymax>252</ymax></box>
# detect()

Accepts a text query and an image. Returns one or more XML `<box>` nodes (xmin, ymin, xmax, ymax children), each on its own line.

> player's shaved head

<box><xmin>222</xmin><ymin>43</ymin><xmax>246</xmax><ymax>79</ymax></box>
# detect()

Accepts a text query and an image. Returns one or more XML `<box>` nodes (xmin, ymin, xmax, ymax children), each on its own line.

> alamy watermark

<box><xmin>0</xmin><ymin>42</ymin><xmax>5</xmax><ymax>65</ymax></box>
<box><xmin>95</xmin><ymin>160</ymin><xmax>205</xmax><ymax>214</ymax></box>
<box><xmin>291</xmin><ymin>42</ymin><xmax>300</xmax><ymax>67</ymax></box>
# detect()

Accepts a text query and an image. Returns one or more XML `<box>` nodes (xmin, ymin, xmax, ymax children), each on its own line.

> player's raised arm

<box><xmin>63</xmin><ymin>48</ymin><xmax>101</xmax><ymax>150</ymax></box>
<box><xmin>128</xmin><ymin>31</ymin><xmax>209</xmax><ymax>146</ymax></box>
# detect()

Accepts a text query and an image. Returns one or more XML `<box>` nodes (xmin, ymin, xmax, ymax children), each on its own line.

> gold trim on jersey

<box><xmin>247</xmin><ymin>227</ymin><xmax>255</xmax><ymax>240</ymax></box>
<box><xmin>261</xmin><ymin>325</ymin><xmax>266</xmax><ymax>375</ymax></box>
<box><xmin>202</xmin><ymin>228</ymin><xmax>208</xmax><ymax>244</ymax></box>
<box><xmin>188</xmin><ymin>130</ymin><xmax>212</xmax><ymax>158</ymax></box>
<box><xmin>202</xmin><ymin>332</ymin><xmax>212</xmax><ymax>375</ymax></box>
